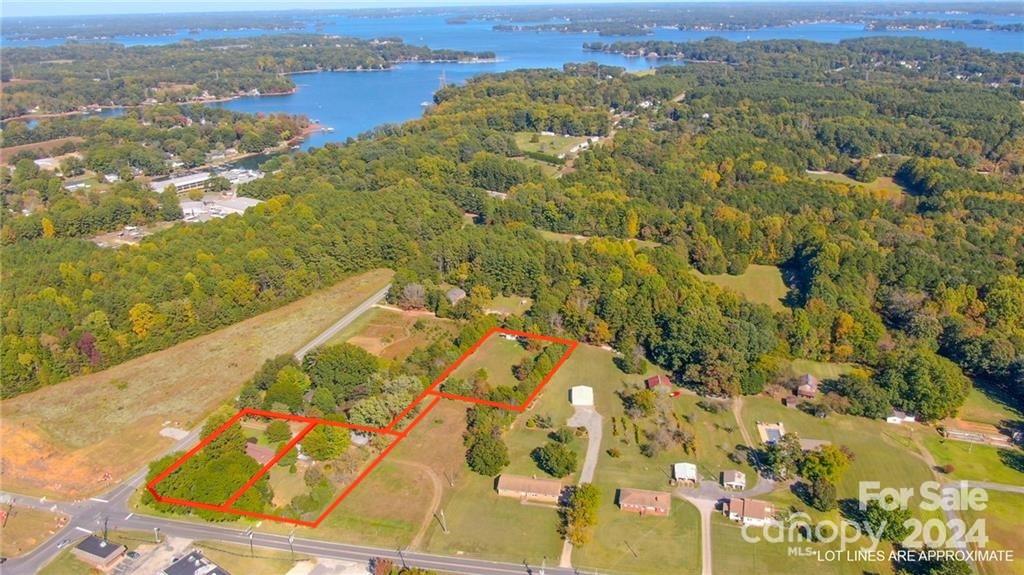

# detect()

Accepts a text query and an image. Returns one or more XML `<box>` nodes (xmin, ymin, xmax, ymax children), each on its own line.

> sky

<box><xmin>2</xmin><ymin>0</ymin><xmax>904</xmax><ymax>18</ymax></box>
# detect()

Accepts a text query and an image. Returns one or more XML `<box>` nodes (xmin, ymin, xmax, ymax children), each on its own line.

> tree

<box><xmin>265</xmin><ymin>420</ymin><xmax>292</xmax><ymax>443</ymax></box>
<box><xmin>809</xmin><ymin>477</ymin><xmax>837</xmax><ymax>511</ymax></box>
<box><xmin>561</xmin><ymin>483</ymin><xmax>600</xmax><ymax>546</ymax></box>
<box><xmin>302</xmin><ymin>425</ymin><xmax>349</xmax><ymax>461</ymax></box>
<box><xmin>533</xmin><ymin>441</ymin><xmax>578</xmax><ymax>478</ymax></box>
<box><xmin>762</xmin><ymin>432</ymin><xmax>803</xmax><ymax>480</ymax></box>
<box><xmin>800</xmin><ymin>444</ymin><xmax>852</xmax><ymax>484</ymax></box>
<box><xmin>466</xmin><ymin>434</ymin><xmax>509</xmax><ymax>476</ymax></box>
<box><xmin>876</xmin><ymin>348</ymin><xmax>970</xmax><ymax>421</ymax></box>
<box><xmin>862</xmin><ymin>498</ymin><xmax>912</xmax><ymax>543</ymax></box>
<box><xmin>302</xmin><ymin>344</ymin><xmax>379</xmax><ymax>402</ymax></box>
<box><xmin>264</xmin><ymin>372</ymin><xmax>304</xmax><ymax>413</ymax></box>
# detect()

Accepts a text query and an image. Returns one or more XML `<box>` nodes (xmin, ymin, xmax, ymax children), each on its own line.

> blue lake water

<box><xmin>7</xmin><ymin>12</ymin><xmax>1023</xmax><ymax>148</ymax></box>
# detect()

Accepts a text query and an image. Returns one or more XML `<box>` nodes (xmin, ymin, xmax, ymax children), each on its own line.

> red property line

<box><xmin>145</xmin><ymin>327</ymin><xmax>578</xmax><ymax>527</ymax></box>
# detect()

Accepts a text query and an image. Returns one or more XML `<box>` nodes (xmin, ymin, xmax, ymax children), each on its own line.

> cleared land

<box><xmin>327</xmin><ymin>305</ymin><xmax>457</xmax><ymax>361</ymax></box>
<box><xmin>805</xmin><ymin>170</ymin><xmax>907</xmax><ymax>203</ymax></box>
<box><xmin>514</xmin><ymin>131</ymin><xmax>588</xmax><ymax>158</ymax></box>
<box><xmin>921</xmin><ymin>434</ymin><xmax>1024</xmax><ymax>485</ymax></box>
<box><xmin>0</xmin><ymin>268</ymin><xmax>393</xmax><ymax>499</ymax></box>
<box><xmin>0</xmin><ymin>506</ymin><xmax>65</xmax><ymax>558</ymax></box>
<box><xmin>444</xmin><ymin>334</ymin><xmax>539</xmax><ymax>390</ymax></box>
<box><xmin>537</xmin><ymin>228</ymin><xmax>662</xmax><ymax>250</ymax></box>
<box><xmin>691</xmin><ymin>264</ymin><xmax>789</xmax><ymax>312</ymax></box>
<box><xmin>485</xmin><ymin>294</ymin><xmax>533</xmax><ymax>316</ymax></box>
<box><xmin>785</xmin><ymin>358</ymin><xmax>865</xmax><ymax>380</ymax></box>
<box><xmin>958</xmin><ymin>385</ymin><xmax>1022</xmax><ymax>427</ymax></box>
<box><xmin>960</xmin><ymin>491</ymin><xmax>1024</xmax><ymax>575</ymax></box>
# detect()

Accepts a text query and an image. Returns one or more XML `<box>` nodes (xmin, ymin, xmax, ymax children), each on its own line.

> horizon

<box><xmin>2</xmin><ymin>0</ymin><xmax>1005</xmax><ymax>19</ymax></box>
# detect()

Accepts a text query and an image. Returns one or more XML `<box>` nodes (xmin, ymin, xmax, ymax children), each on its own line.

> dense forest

<box><xmin>3</xmin><ymin>38</ymin><xmax>1022</xmax><ymax>428</ymax></box>
<box><xmin>0</xmin><ymin>35</ymin><xmax>493</xmax><ymax>118</ymax></box>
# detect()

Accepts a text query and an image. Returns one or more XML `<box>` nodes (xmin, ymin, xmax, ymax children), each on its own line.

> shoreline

<box><xmin>2</xmin><ymin>58</ymin><xmax>497</xmax><ymax>123</ymax></box>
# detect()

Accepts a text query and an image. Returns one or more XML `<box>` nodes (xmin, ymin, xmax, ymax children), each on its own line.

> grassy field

<box><xmin>536</xmin><ymin>228</ymin><xmax>662</xmax><ymax>250</ymax></box>
<box><xmin>574</xmin><ymin>498</ymin><xmax>702</xmax><ymax>575</ymax></box>
<box><xmin>805</xmin><ymin>170</ymin><xmax>907</xmax><ymax>203</ymax></box>
<box><xmin>691</xmin><ymin>264</ymin><xmax>789</xmax><ymax>311</ymax></box>
<box><xmin>0</xmin><ymin>269</ymin><xmax>393</xmax><ymax>499</ymax></box>
<box><xmin>920</xmin><ymin>434</ymin><xmax>1024</xmax><ymax>485</ymax></box>
<box><xmin>711</xmin><ymin>514</ymin><xmax>894</xmax><ymax>575</ymax></box>
<box><xmin>327</xmin><ymin>305</ymin><xmax>457</xmax><ymax>361</ymax></box>
<box><xmin>445</xmin><ymin>334</ymin><xmax>539</xmax><ymax>390</ymax></box>
<box><xmin>543</xmin><ymin>344</ymin><xmax>706</xmax><ymax>573</ymax></box>
<box><xmin>0</xmin><ymin>506</ymin><xmax>65</xmax><ymax>558</ymax></box>
<box><xmin>785</xmin><ymin>358</ymin><xmax>866</xmax><ymax>381</ymax></box>
<box><xmin>485</xmin><ymin>294</ymin><xmax>533</xmax><ymax>316</ymax></box>
<box><xmin>515</xmin><ymin>131</ymin><xmax>589</xmax><ymax>157</ymax></box>
<box><xmin>958</xmin><ymin>385</ymin><xmax>1022</xmax><ymax>427</ymax></box>
<box><xmin>738</xmin><ymin>397</ymin><xmax>939</xmax><ymax>515</ymax></box>
<box><xmin>960</xmin><ymin>491</ymin><xmax>1024</xmax><ymax>575</ymax></box>
<box><xmin>197</xmin><ymin>541</ymin><xmax>308</xmax><ymax>574</ymax></box>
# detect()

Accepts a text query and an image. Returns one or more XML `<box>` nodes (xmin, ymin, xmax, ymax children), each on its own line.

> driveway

<box><xmin>559</xmin><ymin>405</ymin><xmax>604</xmax><ymax>568</ymax></box>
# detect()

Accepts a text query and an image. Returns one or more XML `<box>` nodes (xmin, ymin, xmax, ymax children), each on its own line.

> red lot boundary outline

<box><xmin>146</xmin><ymin>327</ymin><xmax>578</xmax><ymax>527</ymax></box>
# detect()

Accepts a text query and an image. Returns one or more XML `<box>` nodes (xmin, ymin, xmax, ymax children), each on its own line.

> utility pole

<box><xmin>397</xmin><ymin>547</ymin><xmax>408</xmax><ymax>569</ymax></box>
<box><xmin>153</xmin><ymin>527</ymin><xmax>160</xmax><ymax>543</ymax></box>
<box><xmin>248</xmin><ymin>531</ymin><xmax>254</xmax><ymax>557</ymax></box>
<box><xmin>103</xmin><ymin>517</ymin><xmax>109</xmax><ymax>542</ymax></box>
<box><xmin>288</xmin><ymin>529</ymin><xmax>295</xmax><ymax>561</ymax></box>
<box><xmin>624</xmin><ymin>540</ymin><xmax>639</xmax><ymax>558</ymax></box>
<box><xmin>3</xmin><ymin>498</ymin><xmax>14</xmax><ymax>528</ymax></box>
<box><xmin>436</xmin><ymin>508</ymin><xmax>449</xmax><ymax>534</ymax></box>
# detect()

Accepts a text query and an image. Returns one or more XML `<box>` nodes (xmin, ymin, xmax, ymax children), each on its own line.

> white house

<box><xmin>672</xmin><ymin>462</ymin><xmax>698</xmax><ymax>484</ymax></box>
<box><xmin>886</xmin><ymin>410</ymin><xmax>917</xmax><ymax>425</ymax></box>
<box><xmin>721</xmin><ymin>470</ymin><xmax>746</xmax><ymax>490</ymax></box>
<box><xmin>569</xmin><ymin>385</ymin><xmax>594</xmax><ymax>407</ymax></box>
<box><xmin>727</xmin><ymin>497</ymin><xmax>776</xmax><ymax>526</ymax></box>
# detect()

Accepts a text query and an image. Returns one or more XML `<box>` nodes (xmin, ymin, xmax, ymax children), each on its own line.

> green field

<box><xmin>446</xmin><ymin>334</ymin><xmax>538</xmax><ymax>390</ymax></box>
<box><xmin>921</xmin><ymin>434</ymin><xmax>1024</xmax><ymax>485</ymax></box>
<box><xmin>574</xmin><ymin>497</ymin><xmax>702</xmax><ymax>575</ymax></box>
<box><xmin>805</xmin><ymin>170</ymin><xmax>907</xmax><ymax>202</ymax></box>
<box><xmin>537</xmin><ymin>228</ymin><xmax>662</xmax><ymax>250</ymax></box>
<box><xmin>515</xmin><ymin>131</ymin><xmax>589</xmax><ymax>157</ymax></box>
<box><xmin>738</xmin><ymin>397</ymin><xmax>939</xmax><ymax>514</ymax></box>
<box><xmin>691</xmin><ymin>264</ymin><xmax>790</xmax><ymax>311</ymax></box>
<box><xmin>711</xmin><ymin>514</ymin><xmax>894</xmax><ymax>575</ymax></box>
<box><xmin>485</xmin><ymin>294</ymin><xmax>533</xmax><ymax>316</ymax></box>
<box><xmin>785</xmin><ymin>358</ymin><xmax>865</xmax><ymax>381</ymax></box>
<box><xmin>958</xmin><ymin>385</ymin><xmax>1022</xmax><ymax>427</ymax></box>
<box><xmin>960</xmin><ymin>491</ymin><xmax>1024</xmax><ymax>575</ymax></box>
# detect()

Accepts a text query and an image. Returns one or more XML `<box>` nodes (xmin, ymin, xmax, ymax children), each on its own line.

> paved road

<box><xmin>293</xmin><ymin>284</ymin><xmax>391</xmax><ymax>360</ymax></box>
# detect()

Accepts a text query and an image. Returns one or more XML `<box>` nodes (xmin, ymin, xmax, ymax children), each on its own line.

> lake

<box><xmin>8</xmin><ymin>12</ymin><xmax>1023</xmax><ymax>149</ymax></box>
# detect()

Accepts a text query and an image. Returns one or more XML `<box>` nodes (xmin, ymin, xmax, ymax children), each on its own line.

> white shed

<box><xmin>569</xmin><ymin>385</ymin><xmax>594</xmax><ymax>406</ymax></box>
<box><xmin>672</xmin><ymin>462</ymin><xmax>698</xmax><ymax>483</ymax></box>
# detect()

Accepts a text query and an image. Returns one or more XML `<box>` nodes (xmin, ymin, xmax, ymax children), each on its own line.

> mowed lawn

<box><xmin>785</xmin><ymin>358</ymin><xmax>865</xmax><ymax>381</ymax></box>
<box><xmin>543</xmin><ymin>345</ymin><xmax>704</xmax><ymax>574</ymax></box>
<box><xmin>0</xmin><ymin>506</ymin><xmax>65</xmax><ymax>558</ymax></box>
<box><xmin>711</xmin><ymin>514</ymin><xmax>894</xmax><ymax>575</ymax></box>
<box><xmin>691</xmin><ymin>264</ymin><xmax>789</xmax><ymax>311</ymax></box>
<box><xmin>445</xmin><ymin>334</ymin><xmax>538</xmax><ymax>390</ymax></box>
<box><xmin>960</xmin><ymin>491</ymin><xmax>1024</xmax><ymax>575</ymax></box>
<box><xmin>920</xmin><ymin>434</ymin><xmax>1024</xmax><ymax>485</ymax></box>
<box><xmin>738</xmin><ymin>398</ymin><xmax>939</xmax><ymax>519</ymax></box>
<box><xmin>327</xmin><ymin>305</ymin><xmax>458</xmax><ymax>362</ymax></box>
<box><xmin>0</xmin><ymin>269</ymin><xmax>393</xmax><ymax>499</ymax></box>
<box><xmin>514</xmin><ymin>131</ymin><xmax>588</xmax><ymax>157</ymax></box>
<box><xmin>958</xmin><ymin>385</ymin><xmax>1022</xmax><ymax>427</ymax></box>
